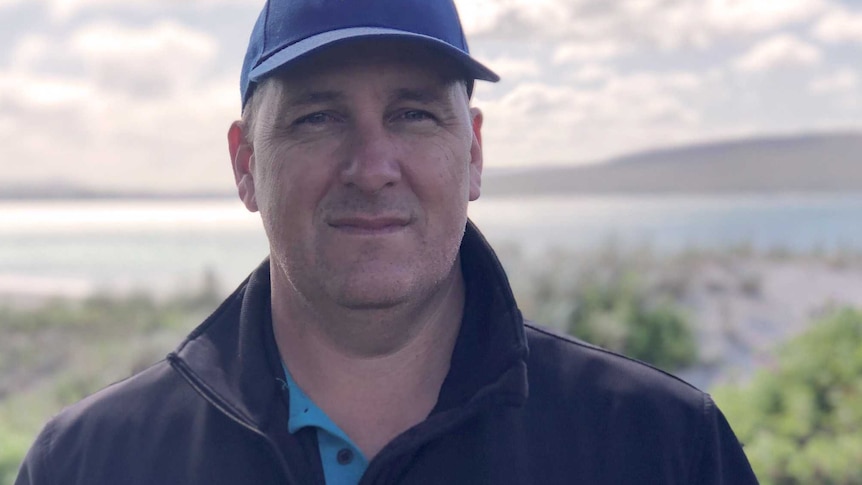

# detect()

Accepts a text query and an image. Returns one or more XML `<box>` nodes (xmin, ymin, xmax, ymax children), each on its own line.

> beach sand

<box><xmin>677</xmin><ymin>254</ymin><xmax>862</xmax><ymax>389</ymax></box>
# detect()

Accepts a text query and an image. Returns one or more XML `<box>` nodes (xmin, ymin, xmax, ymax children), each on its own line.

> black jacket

<box><xmin>16</xmin><ymin>223</ymin><xmax>757</xmax><ymax>484</ymax></box>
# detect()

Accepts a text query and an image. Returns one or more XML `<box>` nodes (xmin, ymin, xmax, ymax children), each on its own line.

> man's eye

<box><xmin>295</xmin><ymin>112</ymin><xmax>332</xmax><ymax>125</ymax></box>
<box><xmin>400</xmin><ymin>110</ymin><xmax>434</xmax><ymax>121</ymax></box>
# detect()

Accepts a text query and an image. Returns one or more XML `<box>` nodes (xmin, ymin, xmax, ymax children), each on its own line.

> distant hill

<box><xmin>3</xmin><ymin>132</ymin><xmax>860</xmax><ymax>200</ymax></box>
<box><xmin>482</xmin><ymin>132</ymin><xmax>862</xmax><ymax>196</ymax></box>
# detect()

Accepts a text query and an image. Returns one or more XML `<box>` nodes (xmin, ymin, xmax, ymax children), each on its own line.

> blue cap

<box><xmin>239</xmin><ymin>0</ymin><xmax>500</xmax><ymax>108</ymax></box>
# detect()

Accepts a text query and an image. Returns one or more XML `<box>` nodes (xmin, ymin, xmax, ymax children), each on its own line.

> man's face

<box><xmin>230</xmin><ymin>43</ymin><xmax>483</xmax><ymax>312</ymax></box>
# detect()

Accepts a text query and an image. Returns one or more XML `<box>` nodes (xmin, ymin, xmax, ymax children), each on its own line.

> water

<box><xmin>0</xmin><ymin>199</ymin><xmax>266</xmax><ymax>298</ymax></box>
<box><xmin>1</xmin><ymin>194</ymin><xmax>860</xmax><ymax>298</ymax></box>
<box><xmin>469</xmin><ymin>193</ymin><xmax>862</xmax><ymax>255</ymax></box>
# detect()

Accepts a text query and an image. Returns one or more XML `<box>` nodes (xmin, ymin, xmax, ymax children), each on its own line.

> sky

<box><xmin>1</xmin><ymin>0</ymin><xmax>861</xmax><ymax>193</ymax></box>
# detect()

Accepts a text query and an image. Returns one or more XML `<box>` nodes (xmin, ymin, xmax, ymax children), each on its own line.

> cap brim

<box><xmin>248</xmin><ymin>26</ymin><xmax>500</xmax><ymax>85</ymax></box>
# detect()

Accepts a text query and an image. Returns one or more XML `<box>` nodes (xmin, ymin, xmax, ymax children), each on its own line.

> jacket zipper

<box><xmin>168</xmin><ymin>354</ymin><xmax>303</xmax><ymax>485</ymax></box>
<box><xmin>359</xmin><ymin>387</ymin><xmax>524</xmax><ymax>484</ymax></box>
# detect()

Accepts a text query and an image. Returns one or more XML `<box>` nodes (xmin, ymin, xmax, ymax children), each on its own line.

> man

<box><xmin>17</xmin><ymin>0</ymin><xmax>758</xmax><ymax>483</ymax></box>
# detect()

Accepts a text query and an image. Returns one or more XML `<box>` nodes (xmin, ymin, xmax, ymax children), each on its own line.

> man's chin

<box><xmin>333</xmin><ymin>287</ymin><xmax>411</xmax><ymax>311</ymax></box>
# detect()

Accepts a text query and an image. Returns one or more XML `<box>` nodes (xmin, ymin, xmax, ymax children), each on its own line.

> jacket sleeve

<box><xmin>692</xmin><ymin>394</ymin><xmax>759</xmax><ymax>484</ymax></box>
<box><xmin>14</xmin><ymin>422</ymin><xmax>54</xmax><ymax>485</ymax></box>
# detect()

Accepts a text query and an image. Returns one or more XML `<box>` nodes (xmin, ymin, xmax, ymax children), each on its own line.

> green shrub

<box><xmin>565</xmin><ymin>270</ymin><xmax>698</xmax><ymax>372</ymax></box>
<box><xmin>0</xmin><ymin>427</ymin><xmax>31</xmax><ymax>485</ymax></box>
<box><xmin>0</xmin><ymin>277</ymin><xmax>225</xmax><ymax>485</ymax></box>
<box><xmin>713</xmin><ymin>308</ymin><xmax>862</xmax><ymax>484</ymax></box>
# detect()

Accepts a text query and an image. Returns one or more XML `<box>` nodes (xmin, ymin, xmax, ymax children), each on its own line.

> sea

<box><xmin>1</xmin><ymin>193</ymin><xmax>861</xmax><ymax>299</ymax></box>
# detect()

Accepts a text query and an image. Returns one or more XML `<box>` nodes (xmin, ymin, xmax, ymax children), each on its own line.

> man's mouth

<box><xmin>327</xmin><ymin>216</ymin><xmax>411</xmax><ymax>234</ymax></box>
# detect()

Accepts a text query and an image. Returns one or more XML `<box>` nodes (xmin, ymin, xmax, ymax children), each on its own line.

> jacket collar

<box><xmin>170</xmin><ymin>220</ymin><xmax>529</xmax><ymax>432</ymax></box>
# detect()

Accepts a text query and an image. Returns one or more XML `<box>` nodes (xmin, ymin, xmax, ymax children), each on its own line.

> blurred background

<box><xmin>2</xmin><ymin>0</ymin><xmax>861</xmax><ymax>483</ymax></box>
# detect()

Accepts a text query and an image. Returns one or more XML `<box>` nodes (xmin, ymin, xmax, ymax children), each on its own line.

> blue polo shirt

<box><xmin>282</xmin><ymin>364</ymin><xmax>369</xmax><ymax>485</ymax></box>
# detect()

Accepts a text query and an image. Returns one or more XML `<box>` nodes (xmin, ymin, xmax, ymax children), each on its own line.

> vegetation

<box><xmin>713</xmin><ymin>308</ymin><xmax>862</xmax><ymax>484</ymax></box>
<box><xmin>564</xmin><ymin>270</ymin><xmax>697</xmax><ymax>371</ymax></box>
<box><xmin>0</xmin><ymin>280</ymin><xmax>222</xmax><ymax>484</ymax></box>
<box><xmin>514</xmin><ymin>243</ymin><xmax>699</xmax><ymax>372</ymax></box>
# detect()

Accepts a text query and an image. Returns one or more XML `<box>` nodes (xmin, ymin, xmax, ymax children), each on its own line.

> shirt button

<box><xmin>336</xmin><ymin>448</ymin><xmax>354</xmax><ymax>465</ymax></box>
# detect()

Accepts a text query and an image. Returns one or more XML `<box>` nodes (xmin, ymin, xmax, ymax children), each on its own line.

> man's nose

<box><xmin>339</xmin><ymin>122</ymin><xmax>402</xmax><ymax>193</ymax></box>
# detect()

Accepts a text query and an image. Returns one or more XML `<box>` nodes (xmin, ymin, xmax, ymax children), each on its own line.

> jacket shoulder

<box><xmin>17</xmin><ymin>360</ymin><xmax>203</xmax><ymax>485</ymax></box>
<box><xmin>524</xmin><ymin>321</ymin><xmax>705</xmax><ymax>407</ymax></box>
<box><xmin>521</xmin><ymin>322</ymin><xmax>757</xmax><ymax>484</ymax></box>
<box><xmin>50</xmin><ymin>358</ymin><xmax>191</xmax><ymax>429</ymax></box>
<box><xmin>523</xmin><ymin>322</ymin><xmax>708</xmax><ymax>464</ymax></box>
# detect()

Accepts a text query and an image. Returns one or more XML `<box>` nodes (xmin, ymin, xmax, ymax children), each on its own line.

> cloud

<box><xmin>459</xmin><ymin>0</ymin><xmax>832</xmax><ymax>52</ymax></box>
<box><xmin>567</xmin><ymin>64</ymin><xmax>616</xmax><ymax>84</ymax></box>
<box><xmin>2</xmin><ymin>71</ymin><xmax>238</xmax><ymax>191</ymax></box>
<box><xmin>456</xmin><ymin>0</ymin><xmax>576</xmax><ymax>39</ymax></box>
<box><xmin>455</xmin><ymin>0</ymin><xmax>507</xmax><ymax>36</ymax></box>
<box><xmin>1</xmin><ymin>19</ymin><xmax>237</xmax><ymax>192</ymax></box>
<box><xmin>812</xmin><ymin>7</ymin><xmax>862</xmax><ymax>43</ymax></box>
<box><xmin>599</xmin><ymin>72</ymin><xmax>702</xmax><ymax>121</ymax></box>
<box><xmin>68</xmin><ymin>20</ymin><xmax>218</xmax><ymax>97</ymax></box>
<box><xmin>477</xmin><ymin>70</ymin><xmax>704</xmax><ymax>166</ymax></box>
<box><xmin>9</xmin><ymin>35</ymin><xmax>53</xmax><ymax>71</ymax></box>
<box><xmin>70</xmin><ymin>20</ymin><xmax>216</xmax><ymax>63</ymax></box>
<box><xmin>33</xmin><ymin>0</ymin><xmax>257</xmax><ymax>21</ymax></box>
<box><xmin>0</xmin><ymin>73</ymin><xmax>93</xmax><ymax>108</ymax></box>
<box><xmin>615</xmin><ymin>0</ymin><xmax>826</xmax><ymax>52</ymax></box>
<box><xmin>481</xmin><ymin>55</ymin><xmax>541</xmax><ymax>79</ymax></box>
<box><xmin>553</xmin><ymin>39</ymin><xmax>628</xmax><ymax>63</ymax></box>
<box><xmin>809</xmin><ymin>68</ymin><xmax>858</xmax><ymax>94</ymax></box>
<box><xmin>703</xmin><ymin>0</ymin><xmax>827</xmax><ymax>33</ymax></box>
<box><xmin>733</xmin><ymin>34</ymin><xmax>821</xmax><ymax>72</ymax></box>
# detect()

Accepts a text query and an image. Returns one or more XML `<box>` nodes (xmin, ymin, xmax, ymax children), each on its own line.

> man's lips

<box><xmin>327</xmin><ymin>216</ymin><xmax>410</xmax><ymax>233</ymax></box>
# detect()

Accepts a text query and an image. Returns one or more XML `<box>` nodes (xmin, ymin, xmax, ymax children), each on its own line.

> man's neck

<box><xmin>271</xmin><ymin>261</ymin><xmax>465</xmax><ymax>460</ymax></box>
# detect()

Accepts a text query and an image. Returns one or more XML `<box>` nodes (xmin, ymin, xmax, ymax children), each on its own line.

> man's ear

<box><xmin>228</xmin><ymin>121</ymin><xmax>258</xmax><ymax>212</ymax></box>
<box><xmin>468</xmin><ymin>107</ymin><xmax>484</xmax><ymax>202</ymax></box>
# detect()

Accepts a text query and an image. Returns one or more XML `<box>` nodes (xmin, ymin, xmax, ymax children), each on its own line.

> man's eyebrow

<box><xmin>271</xmin><ymin>85</ymin><xmax>452</xmax><ymax>119</ymax></box>
<box><xmin>280</xmin><ymin>90</ymin><xmax>344</xmax><ymax>110</ymax></box>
